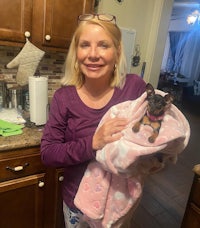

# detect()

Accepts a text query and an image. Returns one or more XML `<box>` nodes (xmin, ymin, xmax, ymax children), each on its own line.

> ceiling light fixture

<box><xmin>187</xmin><ymin>9</ymin><xmax>200</xmax><ymax>25</ymax></box>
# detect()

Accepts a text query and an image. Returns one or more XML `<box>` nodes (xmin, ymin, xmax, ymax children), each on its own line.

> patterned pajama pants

<box><xmin>63</xmin><ymin>201</ymin><xmax>89</xmax><ymax>228</ymax></box>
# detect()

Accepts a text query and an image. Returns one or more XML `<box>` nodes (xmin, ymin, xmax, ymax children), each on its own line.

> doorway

<box><xmin>159</xmin><ymin>1</ymin><xmax>200</xmax><ymax>113</ymax></box>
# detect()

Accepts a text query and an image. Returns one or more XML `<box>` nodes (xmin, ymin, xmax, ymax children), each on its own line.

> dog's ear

<box><xmin>164</xmin><ymin>93</ymin><xmax>173</xmax><ymax>104</ymax></box>
<box><xmin>146</xmin><ymin>83</ymin><xmax>155</xmax><ymax>97</ymax></box>
<box><xmin>164</xmin><ymin>93</ymin><xmax>174</xmax><ymax>110</ymax></box>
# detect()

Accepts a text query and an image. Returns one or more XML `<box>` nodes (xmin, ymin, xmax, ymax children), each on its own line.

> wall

<box><xmin>97</xmin><ymin>0</ymin><xmax>174</xmax><ymax>87</ymax></box>
<box><xmin>0</xmin><ymin>45</ymin><xmax>66</xmax><ymax>101</ymax></box>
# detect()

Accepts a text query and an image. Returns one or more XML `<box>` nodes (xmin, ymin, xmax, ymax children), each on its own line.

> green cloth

<box><xmin>0</xmin><ymin>119</ymin><xmax>23</xmax><ymax>136</ymax></box>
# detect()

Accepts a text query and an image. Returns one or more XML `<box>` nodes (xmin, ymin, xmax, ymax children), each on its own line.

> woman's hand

<box><xmin>92</xmin><ymin>118</ymin><xmax>128</xmax><ymax>150</ymax></box>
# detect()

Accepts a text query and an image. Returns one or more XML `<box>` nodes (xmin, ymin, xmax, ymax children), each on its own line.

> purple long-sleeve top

<box><xmin>40</xmin><ymin>74</ymin><xmax>146</xmax><ymax>209</ymax></box>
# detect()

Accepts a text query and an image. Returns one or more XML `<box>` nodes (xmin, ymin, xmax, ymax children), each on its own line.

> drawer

<box><xmin>190</xmin><ymin>174</ymin><xmax>200</xmax><ymax>207</ymax></box>
<box><xmin>0</xmin><ymin>154</ymin><xmax>45</xmax><ymax>182</ymax></box>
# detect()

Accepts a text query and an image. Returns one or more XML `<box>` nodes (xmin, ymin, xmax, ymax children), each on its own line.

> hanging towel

<box><xmin>0</xmin><ymin>119</ymin><xmax>23</xmax><ymax>136</ymax></box>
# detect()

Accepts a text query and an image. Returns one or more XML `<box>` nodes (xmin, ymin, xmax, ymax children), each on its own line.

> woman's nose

<box><xmin>88</xmin><ymin>47</ymin><xmax>100</xmax><ymax>60</ymax></box>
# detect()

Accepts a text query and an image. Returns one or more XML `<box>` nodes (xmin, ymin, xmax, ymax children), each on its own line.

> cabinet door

<box><xmin>55</xmin><ymin>168</ymin><xmax>65</xmax><ymax>228</ymax></box>
<box><xmin>181</xmin><ymin>174</ymin><xmax>200</xmax><ymax>228</ymax></box>
<box><xmin>0</xmin><ymin>173</ymin><xmax>45</xmax><ymax>228</ymax></box>
<box><xmin>44</xmin><ymin>168</ymin><xmax>65</xmax><ymax>228</ymax></box>
<box><xmin>33</xmin><ymin>0</ymin><xmax>94</xmax><ymax>51</ymax></box>
<box><xmin>181</xmin><ymin>203</ymin><xmax>200</xmax><ymax>228</ymax></box>
<box><xmin>0</xmin><ymin>0</ymin><xmax>32</xmax><ymax>44</ymax></box>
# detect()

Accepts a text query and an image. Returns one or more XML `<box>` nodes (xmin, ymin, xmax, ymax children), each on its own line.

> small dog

<box><xmin>132</xmin><ymin>83</ymin><xmax>173</xmax><ymax>143</ymax></box>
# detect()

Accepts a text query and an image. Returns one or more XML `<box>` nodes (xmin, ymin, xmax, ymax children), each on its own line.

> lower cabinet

<box><xmin>55</xmin><ymin>169</ymin><xmax>65</xmax><ymax>228</ymax></box>
<box><xmin>0</xmin><ymin>173</ymin><xmax>45</xmax><ymax>228</ymax></box>
<box><xmin>44</xmin><ymin>168</ymin><xmax>65</xmax><ymax>228</ymax></box>
<box><xmin>0</xmin><ymin>146</ymin><xmax>65</xmax><ymax>228</ymax></box>
<box><xmin>181</xmin><ymin>164</ymin><xmax>200</xmax><ymax>228</ymax></box>
<box><xmin>182</xmin><ymin>203</ymin><xmax>200</xmax><ymax>228</ymax></box>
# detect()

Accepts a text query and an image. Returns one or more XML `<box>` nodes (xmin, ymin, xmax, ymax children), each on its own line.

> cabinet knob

<box><xmin>59</xmin><ymin>176</ymin><xmax>64</xmax><ymax>182</ymax></box>
<box><xmin>24</xmin><ymin>31</ymin><xmax>31</xmax><ymax>38</ymax></box>
<box><xmin>45</xmin><ymin>35</ymin><xmax>51</xmax><ymax>41</ymax></box>
<box><xmin>38</xmin><ymin>181</ymin><xmax>45</xmax><ymax>188</ymax></box>
<box><xmin>6</xmin><ymin>163</ymin><xmax>29</xmax><ymax>172</ymax></box>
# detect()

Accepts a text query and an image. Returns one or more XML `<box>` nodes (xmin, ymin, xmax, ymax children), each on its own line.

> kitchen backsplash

<box><xmin>0</xmin><ymin>45</ymin><xmax>66</xmax><ymax>101</ymax></box>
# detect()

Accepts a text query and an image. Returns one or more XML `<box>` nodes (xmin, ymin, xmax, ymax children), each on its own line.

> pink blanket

<box><xmin>74</xmin><ymin>90</ymin><xmax>190</xmax><ymax>228</ymax></box>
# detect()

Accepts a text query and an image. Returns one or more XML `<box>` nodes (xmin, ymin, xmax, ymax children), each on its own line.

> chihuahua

<box><xmin>132</xmin><ymin>83</ymin><xmax>173</xmax><ymax>143</ymax></box>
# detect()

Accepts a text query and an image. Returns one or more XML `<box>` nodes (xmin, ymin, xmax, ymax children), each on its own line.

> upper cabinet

<box><xmin>32</xmin><ymin>0</ymin><xmax>94</xmax><ymax>51</ymax></box>
<box><xmin>0</xmin><ymin>0</ymin><xmax>94</xmax><ymax>51</ymax></box>
<box><xmin>0</xmin><ymin>0</ymin><xmax>32</xmax><ymax>45</ymax></box>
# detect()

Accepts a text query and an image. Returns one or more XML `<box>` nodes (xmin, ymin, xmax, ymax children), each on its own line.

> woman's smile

<box><xmin>85</xmin><ymin>63</ymin><xmax>104</xmax><ymax>71</ymax></box>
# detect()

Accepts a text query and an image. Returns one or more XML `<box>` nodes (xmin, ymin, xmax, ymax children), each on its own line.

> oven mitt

<box><xmin>5</xmin><ymin>40</ymin><xmax>45</xmax><ymax>86</ymax></box>
<box><xmin>0</xmin><ymin>119</ymin><xmax>23</xmax><ymax>136</ymax></box>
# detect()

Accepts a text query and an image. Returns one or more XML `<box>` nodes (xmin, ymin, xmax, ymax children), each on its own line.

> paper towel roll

<box><xmin>29</xmin><ymin>76</ymin><xmax>48</xmax><ymax>125</ymax></box>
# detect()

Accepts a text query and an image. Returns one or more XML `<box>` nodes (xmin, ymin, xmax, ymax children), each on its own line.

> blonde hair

<box><xmin>61</xmin><ymin>17</ymin><xmax>127</xmax><ymax>88</ymax></box>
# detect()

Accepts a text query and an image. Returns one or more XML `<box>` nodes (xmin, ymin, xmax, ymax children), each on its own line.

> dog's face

<box><xmin>146</xmin><ymin>83</ymin><xmax>173</xmax><ymax>116</ymax></box>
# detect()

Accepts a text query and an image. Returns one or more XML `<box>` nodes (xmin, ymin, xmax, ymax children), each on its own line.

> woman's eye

<box><xmin>79</xmin><ymin>42</ymin><xmax>90</xmax><ymax>48</ymax></box>
<box><xmin>99</xmin><ymin>43</ymin><xmax>109</xmax><ymax>49</ymax></box>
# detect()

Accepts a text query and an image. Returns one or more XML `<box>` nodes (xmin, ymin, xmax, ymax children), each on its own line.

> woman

<box><xmin>41</xmin><ymin>14</ymin><xmax>146</xmax><ymax>227</ymax></box>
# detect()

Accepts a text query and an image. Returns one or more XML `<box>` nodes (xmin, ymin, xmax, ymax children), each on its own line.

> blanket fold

<box><xmin>74</xmin><ymin>90</ymin><xmax>190</xmax><ymax>228</ymax></box>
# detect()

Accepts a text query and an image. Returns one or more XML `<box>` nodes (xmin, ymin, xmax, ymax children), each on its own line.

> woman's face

<box><xmin>77</xmin><ymin>24</ymin><xmax>118</xmax><ymax>82</ymax></box>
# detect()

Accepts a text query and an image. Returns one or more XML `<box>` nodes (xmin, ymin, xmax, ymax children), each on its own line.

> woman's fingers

<box><xmin>92</xmin><ymin>118</ymin><xmax>128</xmax><ymax>150</ymax></box>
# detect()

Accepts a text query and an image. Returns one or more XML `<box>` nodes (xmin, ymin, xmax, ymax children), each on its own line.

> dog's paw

<box><xmin>132</xmin><ymin>122</ymin><xmax>141</xmax><ymax>133</ymax></box>
<box><xmin>132</xmin><ymin>127</ymin><xmax>138</xmax><ymax>132</ymax></box>
<box><xmin>148</xmin><ymin>135</ymin><xmax>156</xmax><ymax>143</ymax></box>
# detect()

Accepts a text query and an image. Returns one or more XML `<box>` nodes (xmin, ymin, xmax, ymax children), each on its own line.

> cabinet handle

<box><xmin>38</xmin><ymin>181</ymin><xmax>45</xmax><ymax>188</ymax></box>
<box><xmin>45</xmin><ymin>35</ymin><xmax>51</xmax><ymax>41</ymax></box>
<box><xmin>6</xmin><ymin>163</ymin><xmax>29</xmax><ymax>172</ymax></box>
<box><xmin>59</xmin><ymin>176</ymin><xmax>64</xmax><ymax>182</ymax></box>
<box><xmin>24</xmin><ymin>31</ymin><xmax>31</xmax><ymax>38</ymax></box>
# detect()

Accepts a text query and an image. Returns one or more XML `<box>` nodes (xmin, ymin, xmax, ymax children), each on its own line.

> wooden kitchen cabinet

<box><xmin>0</xmin><ymin>146</ymin><xmax>65</xmax><ymax>228</ymax></box>
<box><xmin>54</xmin><ymin>168</ymin><xmax>65</xmax><ymax>228</ymax></box>
<box><xmin>181</xmin><ymin>164</ymin><xmax>200</xmax><ymax>228</ymax></box>
<box><xmin>32</xmin><ymin>0</ymin><xmax>94</xmax><ymax>51</ymax></box>
<box><xmin>0</xmin><ymin>173</ymin><xmax>45</xmax><ymax>228</ymax></box>
<box><xmin>44</xmin><ymin>168</ymin><xmax>65</xmax><ymax>228</ymax></box>
<box><xmin>0</xmin><ymin>0</ymin><xmax>32</xmax><ymax>46</ymax></box>
<box><xmin>0</xmin><ymin>147</ymin><xmax>45</xmax><ymax>228</ymax></box>
<box><xmin>0</xmin><ymin>0</ymin><xmax>94</xmax><ymax>51</ymax></box>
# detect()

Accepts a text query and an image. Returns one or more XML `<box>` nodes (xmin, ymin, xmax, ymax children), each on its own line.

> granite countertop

<box><xmin>0</xmin><ymin>126</ymin><xmax>43</xmax><ymax>151</ymax></box>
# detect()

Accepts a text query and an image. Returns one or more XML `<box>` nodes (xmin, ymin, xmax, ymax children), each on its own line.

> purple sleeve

<box><xmin>40</xmin><ymin>93</ymin><xmax>96</xmax><ymax>168</ymax></box>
